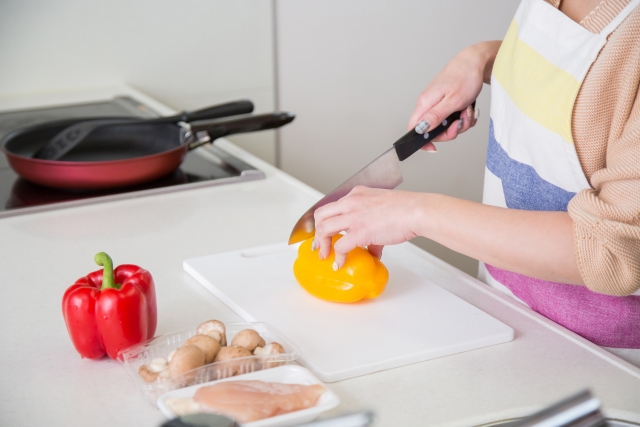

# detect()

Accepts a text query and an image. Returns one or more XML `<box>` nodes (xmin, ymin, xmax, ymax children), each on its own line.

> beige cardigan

<box><xmin>541</xmin><ymin>0</ymin><xmax>640</xmax><ymax>296</ymax></box>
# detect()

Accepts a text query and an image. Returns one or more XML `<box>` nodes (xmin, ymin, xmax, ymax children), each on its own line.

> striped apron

<box><xmin>479</xmin><ymin>0</ymin><xmax>640</xmax><ymax>350</ymax></box>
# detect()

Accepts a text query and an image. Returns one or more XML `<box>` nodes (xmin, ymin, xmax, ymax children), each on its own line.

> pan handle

<box><xmin>188</xmin><ymin>112</ymin><xmax>296</xmax><ymax>150</ymax></box>
<box><xmin>179</xmin><ymin>100</ymin><xmax>254</xmax><ymax>122</ymax></box>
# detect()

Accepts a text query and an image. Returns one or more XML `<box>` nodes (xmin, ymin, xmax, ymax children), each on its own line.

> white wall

<box><xmin>275</xmin><ymin>0</ymin><xmax>519</xmax><ymax>275</ymax></box>
<box><xmin>1</xmin><ymin>0</ymin><xmax>521</xmax><ymax>275</ymax></box>
<box><xmin>0</xmin><ymin>0</ymin><xmax>277</xmax><ymax>163</ymax></box>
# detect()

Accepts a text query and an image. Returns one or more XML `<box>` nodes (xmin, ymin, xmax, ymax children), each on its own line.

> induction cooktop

<box><xmin>0</xmin><ymin>96</ymin><xmax>264</xmax><ymax>218</ymax></box>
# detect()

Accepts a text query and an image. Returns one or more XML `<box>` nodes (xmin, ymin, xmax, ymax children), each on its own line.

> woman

<box><xmin>313</xmin><ymin>0</ymin><xmax>640</xmax><ymax>365</ymax></box>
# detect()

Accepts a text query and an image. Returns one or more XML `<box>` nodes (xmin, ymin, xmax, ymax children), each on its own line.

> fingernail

<box><xmin>466</xmin><ymin>105</ymin><xmax>474</xmax><ymax>119</ymax></box>
<box><xmin>473</xmin><ymin>108</ymin><xmax>480</xmax><ymax>120</ymax></box>
<box><xmin>332</xmin><ymin>262</ymin><xmax>339</xmax><ymax>271</ymax></box>
<box><xmin>414</xmin><ymin>120</ymin><xmax>429</xmax><ymax>134</ymax></box>
<box><xmin>426</xmin><ymin>145</ymin><xmax>438</xmax><ymax>153</ymax></box>
<box><xmin>311</xmin><ymin>239</ymin><xmax>316</xmax><ymax>251</ymax></box>
<box><xmin>457</xmin><ymin>118</ymin><xmax>463</xmax><ymax>131</ymax></box>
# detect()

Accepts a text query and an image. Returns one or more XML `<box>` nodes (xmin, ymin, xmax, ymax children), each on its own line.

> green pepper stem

<box><xmin>95</xmin><ymin>252</ymin><xmax>117</xmax><ymax>290</ymax></box>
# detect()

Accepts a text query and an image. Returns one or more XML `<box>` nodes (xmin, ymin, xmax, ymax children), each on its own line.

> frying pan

<box><xmin>1</xmin><ymin>112</ymin><xmax>295</xmax><ymax>190</ymax></box>
<box><xmin>33</xmin><ymin>99</ymin><xmax>255</xmax><ymax>160</ymax></box>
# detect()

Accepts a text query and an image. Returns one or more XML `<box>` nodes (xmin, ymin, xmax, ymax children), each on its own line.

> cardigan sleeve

<box><xmin>567</xmin><ymin>5</ymin><xmax>640</xmax><ymax>296</ymax></box>
<box><xmin>568</xmin><ymin>89</ymin><xmax>640</xmax><ymax>296</ymax></box>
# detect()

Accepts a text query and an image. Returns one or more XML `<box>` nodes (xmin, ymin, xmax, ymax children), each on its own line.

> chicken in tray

<box><xmin>165</xmin><ymin>380</ymin><xmax>326</xmax><ymax>423</ymax></box>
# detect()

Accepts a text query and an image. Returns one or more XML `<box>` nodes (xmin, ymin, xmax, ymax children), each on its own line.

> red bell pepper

<box><xmin>62</xmin><ymin>252</ymin><xmax>157</xmax><ymax>360</ymax></box>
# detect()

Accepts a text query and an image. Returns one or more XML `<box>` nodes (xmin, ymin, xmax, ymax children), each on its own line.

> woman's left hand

<box><xmin>313</xmin><ymin>186</ymin><xmax>426</xmax><ymax>269</ymax></box>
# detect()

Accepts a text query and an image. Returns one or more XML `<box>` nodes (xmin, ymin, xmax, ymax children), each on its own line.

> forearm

<box><xmin>415</xmin><ymin>193</ymin><xmax>583</xmax><ymax>285</ymax></box>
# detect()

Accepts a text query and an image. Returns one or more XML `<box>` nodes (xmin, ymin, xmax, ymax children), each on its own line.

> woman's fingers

<box><xmin>332</xmin><ymin>232</ymin><xmax>361</xmax><ymax>270</ymax></box>
<box><xmin>323</xmin><ymin>238</ymin><xmax>385</xmax><ymax>271</ymax></box>
<box><xmin>314</xmin><ymin>211</ymin><xmax>354</xmax><ymax>259</ymax></box>
<box><xmin>368</xmin><ymin>244</ymin><xmax>384</xmax><ymax>259</ymax></box>
<box><xmin>332</xmin><ymin>236</ymin><xmax>385</xmax><ymax>270</ymax></box>
<box><xmin>312</xmin><ymin>188</ymin><xmax>422</xmax><ymax>269</ymax></box>
<box><xmin>407</xmin><ymin>88</ymin><xmax>445</xmax><ymax>131</ymax></box>
<box><xmin>415</xmin><ymin>96</ymin><xmax>470</xmax><ymax>145</ymax></box>
<box><xmin>421</xmin><ymin>141</ymin><xmax>438</xmax><ymax>152</ymax></box>
<box><xmin>420</xmin><ymin>104</ymin><xmax>477</xmax><ymax>148</ymax></box>
<box><xmin>415</xmin><ymin>94</ymin><xmax>462</xmax><ymax>136</ymax></box>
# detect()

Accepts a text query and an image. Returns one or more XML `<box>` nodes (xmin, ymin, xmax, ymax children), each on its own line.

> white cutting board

<box><xmin>184</xmin><ymin>243</ymin><xmax>514</xmax><ymax>382</ymax></box>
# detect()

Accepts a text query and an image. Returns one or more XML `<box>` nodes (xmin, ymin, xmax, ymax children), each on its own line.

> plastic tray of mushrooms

<box><xmin>119</xmin><ymin>320</ymin><xmax>301</xmax><ymax>404</ymax></box>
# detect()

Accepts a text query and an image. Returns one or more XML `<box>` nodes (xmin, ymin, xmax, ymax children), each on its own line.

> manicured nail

<box><xmin>311</xmin><ymin>239</ymin><xmax>316</xmax><ymax>251</ymax></box>
<box><xmin>425</xmin><ymin>144</ymin><xmax>438</xmax><ymax>153</ymax></box>
<box><xmin>466</xmin><ymin>105</ymin><xmax>474</xmax><ymax>119</ymax></box>
<box><xmin>332</xmin><ymin>262</ymin><xmax>339</xmax><ymax>271</ymax></box>
<box><xmin>457</xmin><ymin>118</ymin><xmax>463</xmax><ymax>131</ymax></box>
<box><xmin>415</xmin><ymin>120</ymin><xmax>429</xmax><ymax>134</ymax></box>
<box><xmin>473</xmin><ymin>108</ymin><xmax>480</xmax><ymax>120</ymax></box>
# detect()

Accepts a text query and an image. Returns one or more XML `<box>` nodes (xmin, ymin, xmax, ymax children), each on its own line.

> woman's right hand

<box><xmin>408</xmin><ymin>41</ymin><xmax>501</xmax><ymax>151</ymax></box>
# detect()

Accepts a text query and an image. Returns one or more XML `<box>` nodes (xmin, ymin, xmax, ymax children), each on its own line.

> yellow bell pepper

<box><xmin>293</xmin><ymin>235</ymin><xmax>389</xmax><ymax>303</ymax></box>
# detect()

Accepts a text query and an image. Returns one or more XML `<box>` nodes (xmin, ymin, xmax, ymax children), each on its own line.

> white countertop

<box><xmin>0</xmin><ymin>86</ymin><xmax>638</xmax><ymax>427</ymax></box>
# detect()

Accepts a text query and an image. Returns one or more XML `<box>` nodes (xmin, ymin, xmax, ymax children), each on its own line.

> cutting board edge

<box><xmin>299</xmin><ymin>329</ymin><xmax>516</xmax><ymax>383</ymax></box>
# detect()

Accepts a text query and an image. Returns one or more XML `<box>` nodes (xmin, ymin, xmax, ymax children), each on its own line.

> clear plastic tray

<box><xmin>157</xmin><ymin>365</ymin><xmax>340</xmax><ymax>427</ymax></box>
<box><xmin>120</xmin><ymin>322</ymin><xmax>300</xmax><ymax>404</ymax></box>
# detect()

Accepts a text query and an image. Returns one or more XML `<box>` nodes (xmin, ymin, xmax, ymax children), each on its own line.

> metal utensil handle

<box><xmin>510</xmin><ymin>389</ymin><xmax>604</xmax><ymax>427</ymax></box>
<box><xmin>393</xmin><ymin>101</ymin><xmax>475</xmax><ymax>161</ymax></box>
<box><xmin>32</xmin><ymin>118</ymin><xmax>136</xmax><ymax>160</ymax></box>
<box><xmin>295</xmin><ymin>411</ymin><xmax>374</xmax><ymax>427</ymax></box>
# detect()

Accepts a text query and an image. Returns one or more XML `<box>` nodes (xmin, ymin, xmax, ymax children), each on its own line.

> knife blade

<box><xmin>288</xmin><ymin>107</ymin><xmax>468</xmax><ymax>245</ymax></box>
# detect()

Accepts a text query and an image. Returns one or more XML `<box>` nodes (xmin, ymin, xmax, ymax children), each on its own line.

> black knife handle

<box><xmin>393</xmin><ymin>101</ymin><xmax>475</xmax><ymax>161</ymax></box>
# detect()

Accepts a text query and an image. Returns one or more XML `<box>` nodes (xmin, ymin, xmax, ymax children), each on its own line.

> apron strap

<box><xmin>600</xmin><ymin>0</ymin><xmax>640</xmax><ymax>37</ymax></box>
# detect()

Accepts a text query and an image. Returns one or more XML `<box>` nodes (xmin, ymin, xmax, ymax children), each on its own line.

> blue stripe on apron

<box><xmin>487</xmin><ymin>119</ymin><xmax>576</xmax><ymax>212</ymax></box>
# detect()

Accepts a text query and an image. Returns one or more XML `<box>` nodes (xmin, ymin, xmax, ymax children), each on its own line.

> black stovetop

<box><xmin>0</xmin><ymin>96</ymin><xmax>263</xmax><ymax>218</ymax></box>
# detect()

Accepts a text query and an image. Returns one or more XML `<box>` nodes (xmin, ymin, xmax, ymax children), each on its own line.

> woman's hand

<box><xmin>313</xmin><ymin>186</ymin><xmax>427</xmax><ymax>270</ymax></box>
<box><xmin>408</xmin><ymin>41</ymin><xmax>501</xmax><ymax>151</ymax></box>
<box><xmin>313</xmin><ymin>189</ymin><xmax>583</xmax><ymax>285</ymax></box>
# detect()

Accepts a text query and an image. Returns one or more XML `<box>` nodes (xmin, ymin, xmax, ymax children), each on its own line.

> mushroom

<box><xmin>138</xmin><ymin>365</ymin><xmax>159</xmax><ymax>383</ymax></box>
<box><xmin>184</xmin><ymin>334</ymin><xmax>221</xmax><ymax>364</ymax></box>
<box><xmin>213</xmin><ymin>345</ymin><xmax>255</xmax><ymax>377</ymax></box>
<box><xmin>168</xmin><ymin>345</ymin><xmax>206</xmax><ymax>381</ymax></box>
<box><xmin>149</xmin><ymin>357</ymin><xmax>169</xmax><ymax>371</ymax></box>
<box><xmin>214</xmin><ymin>345</ymin><xmax>252</xmax><ymax>362</ymax></box>
<box><xmin>137</xmin><ymin>357</ymin><xmax>169</xmax><ymax>383</ymax></box>
<box><xmin>253</xmin><ymin>342</ymin><xmax>286</xmax><ymax>368</ymax></box>
<box><xmin>157</xmin><ymin>369</ymin><xmax>171</xmax><ymax>381</ymax></box>
<box><xmin>230</xmin><ymin>329</ymin><xmax>266</xmax><ymax>352</ymax></box>
<box><xmin>196</xmin><ymin>320</ymin><xmax>227</xmax><ymax>346</ymax></box>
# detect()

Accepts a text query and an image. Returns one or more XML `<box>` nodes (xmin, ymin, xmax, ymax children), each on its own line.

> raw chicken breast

<box><xmin>193</xmin><ymin>380</ymin><xmax>325</xmax><ymax>423</ymax></box>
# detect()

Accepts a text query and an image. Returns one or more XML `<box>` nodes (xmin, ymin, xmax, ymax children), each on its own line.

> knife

<box><xmin>288</xmin><ymin>105</ymin><xmax>473</xmax><ymax>245</ymax></box>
